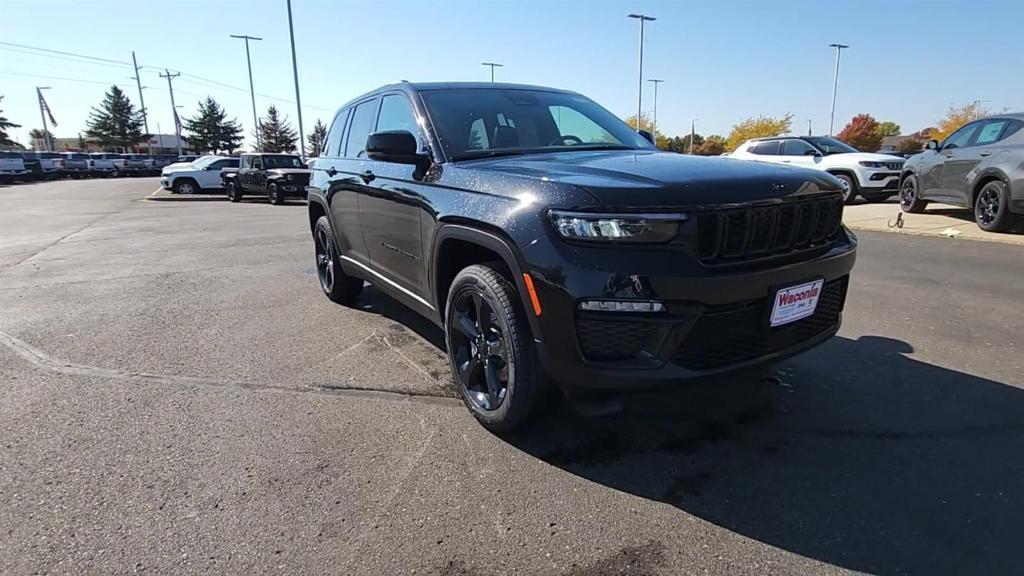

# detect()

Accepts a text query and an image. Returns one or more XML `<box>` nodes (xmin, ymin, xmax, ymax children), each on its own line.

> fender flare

<box><xmin>431</xmin><ymin>224</ymin><xmax>543</xmax><ymax>341</ymax></box>
<box><xmin>970</xmin><ymin>167</ymin><xmax>1011</xmax><ymax>203</ymax></box>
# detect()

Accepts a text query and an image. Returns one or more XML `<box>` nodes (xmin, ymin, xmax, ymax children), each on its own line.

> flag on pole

<box><xmin>37</xmin><ymin>88</ymin><xmax>58</xmax><ymax>127</ymax></box>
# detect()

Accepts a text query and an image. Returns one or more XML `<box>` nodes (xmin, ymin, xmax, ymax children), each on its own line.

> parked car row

<box><xmin>158</xmin><ymin>152</ymin><xmax>311</xmax><ymax>206</ymax></box>
<box><xmin>0</xmin><ymin>152</ymin><xmax>193</xmax><ymax>184</ymax></box>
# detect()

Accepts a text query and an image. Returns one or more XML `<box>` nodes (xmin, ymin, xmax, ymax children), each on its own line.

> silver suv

<box><xmin>900</xmin><ymin>113</ymin><xmax>1024</xmax><ymax>232</ymax></box>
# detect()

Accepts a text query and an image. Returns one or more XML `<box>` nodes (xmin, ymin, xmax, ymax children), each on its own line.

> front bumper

<box><xmin>527</xmin><ymin>230</ymin><xmax>857</xmax><ymax>391</ymax></box>
<box><xmin>160</xmin><ymin>177</ymin><xmax>171</xmax><ymax>189</ymax></box>
<box><xmin>277</xmin><ymin>182</ymin><xmax>308</xmax><ymax>197</ymax></box>
<box><xmin>855</xmin><ymin>168</ymin><xmax>900</xmax><ymax>192</ymax></box>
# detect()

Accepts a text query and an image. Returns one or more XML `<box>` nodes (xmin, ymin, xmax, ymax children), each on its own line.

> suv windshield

<box><xmin>804</xmin><ymin>137</ymin><xmax>858</xmax><ymax>155</ymax></box>
<box><xmin>421</xmin><ymin>88</ymin><xmax>653</xmax><ymax>160</ymax></box>
<box><xmin>190</xmin><ymin>156</ymin><xmax>222</xmax><ymax>169</ymax></box>
<box><xmin>263</xmin><ymin>155</ymin><xmax>303</xmax><ymax>169</ymax></box>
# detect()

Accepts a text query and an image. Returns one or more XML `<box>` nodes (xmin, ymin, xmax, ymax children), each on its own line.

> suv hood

<box><xmin>457</xmin><ymin>150</ymin><xmax>841</xmax><ymax>207</ymax></box>
<box><xmin>268</xmin><ymin>168</ymin><xmax>310</xmax><ymax>175</ymax></box>
<box><xmin>824</xmin><ymin>152</ymin><xmax>904</xmax><ymax>162</ymax></box>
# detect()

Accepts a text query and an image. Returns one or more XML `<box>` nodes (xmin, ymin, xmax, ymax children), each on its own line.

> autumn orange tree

<box><xmin>725</xmin><ymin>114</ymin><xmax>793</xmax><ymax>151</ymax></box>
<box><xmin>835</xmin><ymin>114</ymin><xmax>882</xmax><ymax>152</ymax></box>
<box><xmin>932</xmin><ymin>102</ymin><xmax>990</xmax><ymax>142</ymax></box>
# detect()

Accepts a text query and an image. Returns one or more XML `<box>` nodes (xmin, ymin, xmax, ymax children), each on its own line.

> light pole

<box><xmin>230</xmin><ymin>34</ymin><xmax>263</xmax><ymax>149</ymax></box>
<box><xmin>647</xmin><ymin>79</ymin><xmax>663</xmax><ymax>139</ymax></box>
<box><xmin>286</xmin><ymin>0</ymin><xmax>306</xmax><ymax>160</ymax></box>
<box><xmin>972</xmin><ymin>99</ymin><xmax>990</xmax><ymax>120</ymax></box>
<box><xmin>35</xmin><ymin>86</ymin><xmax>52</xmax><ymax>151</ymax></box>
<box><xmin>627</xmin><ymin>13</ymin><xmax>656</xmax><ymax>133</ymax></box>
<box><xmin>689</xmin><ymin>119</ymin><xmax>697</xmax><ymax>155</ymax></box>
<box><xmin>481</xmin><ymin>62</ymin><xmax>503</xmax><ymax>82</ymax></box>
<box><xmin>828</xmin><ymin>43</ymin><xmax>849</xmax><ymax>137</ymax></box>
<box><xmin>806</xmin><ymin>118</ymin><xmax>813</xmax><ymax>136</ymax></box>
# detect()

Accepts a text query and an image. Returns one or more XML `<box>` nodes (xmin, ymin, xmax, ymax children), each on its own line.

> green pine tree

<box><xmin>0</xmin><ymin>96</ymin><xmax>21</xmax><ymax>148</ymax></box>
<box><xmin>306</xmin><ymin>119</ymin><xmax>327</xmax><ymax>157</ymax></box>
<box><xmin>85</xmin><ymin>85</ymin><xmax>149</xmax><ymax>151</ymax></box>
<box><xmin>258</xmin><ymin>105</ymin><xmax>297</xmax><ymax>153</ymax></box>
<box><xmin>184</xmin><ymin>97</ymin><xmax>244</xmax><ymax>153</ymax></box>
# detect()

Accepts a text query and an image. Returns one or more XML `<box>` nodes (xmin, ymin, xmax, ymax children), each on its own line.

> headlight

<box><xmin>859</xmin><ymin>161</ymin><xmax>899</xmax><ymax>168</ymax></box>
<box><xmin>548</xmin><ymin>210</ymin><xmax>685</xmax><ymax>243</ymax></box>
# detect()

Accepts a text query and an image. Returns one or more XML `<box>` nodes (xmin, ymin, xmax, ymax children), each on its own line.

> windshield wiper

<box><xmin>449</xmin><ymin>149</ymin><xmax>535</xmax><ymax>161</ymax></box>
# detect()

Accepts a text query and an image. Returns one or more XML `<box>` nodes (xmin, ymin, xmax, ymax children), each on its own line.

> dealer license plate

<box><xmin>770</xmin><ymin>279</ymin><xmax>824</xmax><ymax>327</ymax></box>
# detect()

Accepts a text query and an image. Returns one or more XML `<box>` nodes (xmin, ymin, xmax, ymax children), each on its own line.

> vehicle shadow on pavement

<box><xmin>504</xmin><ymin>335</ymin><xmax>1024</xmax><ymax>575</ymax></box>
<box><xmin>924</xmin><ymin>207</ymin><xmax>1024</xmax><ymax>234</ymax></box>
<box><xmin>357</xmin><ymin>284</ymin><xmax>446</xmax><ymax>350</ymax></box>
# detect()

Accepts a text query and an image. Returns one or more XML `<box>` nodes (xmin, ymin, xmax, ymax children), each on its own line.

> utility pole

<box><xmin>230</xmin><ymin>34</ymin><xmax>263</xmax><ymax>150</ymax></box>
<box><xmin>647</xmin><ymin>79</ymin><xmax>663</xmax><ymax>139</ymax></box>
<box><xmin>828</xmin><ymin>43</ymin><xmax>849</xmax><ymax>137</ymax></box>
<box><xmin>35</xmin><ymin>86</ymin><xmax>52</xmax><ymax>151</ymax></box>
<box><xmin>806</xmin><ymin>119</ymin><xmax>813</xmax><ymax>136</ymax></box>
<box><xmin>130</xmin><ymin>51</ymin><xmax>150</xmax><ymax>151</ymax></box>
<box><xmin>690</xmin><ymin>119</ymin><xmax>697</xmax><ymax>155</ymax></box>
<box><xmin>627</xmin><ymin>13</ymin><xmax>656</xmax><ymax>133</ymax></box>
<box><xmin>972</xmin><ymin>99</ymin><xmax>990</xmax><ymax>120</ymax></box>
<box><xmin>481</xmin><ymin>62</ymin><xmax>503</xmax><ymax>82</ymax></box>
<box><xmin>159</xmin><ymin>69</ymin><xmax>182</xmax><ymax>156</ymax></box>
<box><xmin>286</xmin><ymin>0</ymin><xmax>306</xmax><ymax>160</ymax></box>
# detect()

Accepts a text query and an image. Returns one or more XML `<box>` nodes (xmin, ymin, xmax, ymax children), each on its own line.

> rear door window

<box><xmin>751</xmin><ymin>140</ymin><xmax>780</xmax><ymax>155</ymax></box>
<box><xmin>345</xmin><ymin>99</ymin><xmax>380</xmax><ymax>158</ymax></box>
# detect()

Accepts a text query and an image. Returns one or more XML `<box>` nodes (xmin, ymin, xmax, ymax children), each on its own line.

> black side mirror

<box><xmin>638</xmin><ymin>129</ymin><xmax>655</xmax><ymax>144</ymax></box>
<box><xmin>926</xmin><ymin>139</ymin><xmax>939</xmax><ymax>150</ymax></box>
<box><xmin>804</xmin><ymin>149</ymin><xmax>821</xmax><ymax>156</ymax></box>
<box><xmin>366</xmin><ymin>131</ymin><xmax>427</xmax><ymax>165</ymax></box>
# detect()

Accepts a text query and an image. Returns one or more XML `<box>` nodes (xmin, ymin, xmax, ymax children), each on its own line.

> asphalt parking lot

<box><xmin>1</xmin><ymin>177</ymin><xmax>1022</xmax><ymax>575</ymax></box>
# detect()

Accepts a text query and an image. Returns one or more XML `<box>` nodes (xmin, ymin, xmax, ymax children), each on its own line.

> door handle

<box><xmin>979</xmin><ymin>151</ymin><xmax>992</xmax><ymax>157</ymax></box>
<box><xmin>360</xmin><ymin>170</ymin><xmax>375</xmax><ymax>183</ymax></box>
<box><xmin>326</xmin><ymin>166</ymin><xmax>337</xmax><ymax>177</ymax></box>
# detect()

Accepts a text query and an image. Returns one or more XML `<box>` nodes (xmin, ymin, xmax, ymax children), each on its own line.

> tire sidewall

<box><xmin>174</xmin><ymin>179</ymin><xmax>196</xmax><ymax>195</ymax></box>
<box><xmin>834</xmin><ymin>173</ymin><xmax>857</xmax><ymax>204</ymax></box>
<box><xmin>314</xmin><ymin>216</ymin><xmax>337</xmax><ymax>296</ymax></box>
<box><xmin>900</xmin><ymin>174</ymin><xmax>924</xmax><ymax>212</ymax></box>
<box><xmin>444</xmin><ymin>269</ymin><xmax>521</xmax><ymax>428</ymax></box>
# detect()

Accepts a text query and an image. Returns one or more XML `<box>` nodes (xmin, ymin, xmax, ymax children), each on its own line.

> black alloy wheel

<box><xmin>900</xmin><ymin>174</ymin><xmax>927</xmax><ymax>213</ymax></box>
<box><xmin>450</xmin><ymin>290</ymin><xmax>510</xmax><ymax>412</ymax></box>
<box><xmin>975</xmin><ymin>180</ymin><xmax>1014</xmax><ymax>232</ymax></box>
<box><xmin>227</xmin><ymin>181</ymin><xmax>242</xmax><ymax>203</ymax></box>
<box><xmin>312</xmin><ymin>216</ymin><xmax>362</xmax><ymax>304</ymax></box>
<box><xmin>445</xmin><ymin>264</ymin><xmax>544</xmax><ymax>432</ymax></box>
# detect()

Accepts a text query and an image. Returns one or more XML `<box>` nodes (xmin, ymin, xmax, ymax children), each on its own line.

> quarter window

<box><xmin>345</xmin><ymin>99</ymin><xmax>380</xmax><ymax>158</ymax></box>
<box><xmin>324</xmin><ymin>110</ymin><xmax>349</xmax><ymax>158</ymax></box>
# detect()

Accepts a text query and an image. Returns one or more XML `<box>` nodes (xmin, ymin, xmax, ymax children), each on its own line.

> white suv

<box><xmin>729</xmin><ymin>136</ymin><xmax>905</xmax><ymax>203</ymax></box>
<box><xmin>160</xmin><ymin>155</ymin><xmax>239</xmax><ymax>194</ymax></box>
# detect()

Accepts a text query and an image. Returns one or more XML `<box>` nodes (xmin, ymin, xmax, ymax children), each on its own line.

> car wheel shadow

<box><xmin>497</xmin><ymin>335</ymin><xmax>1024</xmax><ymax>575</ymax></box>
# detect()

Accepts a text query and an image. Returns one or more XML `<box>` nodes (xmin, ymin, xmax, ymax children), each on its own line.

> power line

<box><xmin>0</xmin><ymin>70</ymin><xmax>132</xmax><ymax>88</ymax></box>
<box><xmin>0</xmin><ymin>46</ymin><xmax>132</xmax><ymax>70</ymax></box>
<box><xmin>0</xmin><ymin>41</ymin><xmax>130</xmax><ymax>65</ymax></box>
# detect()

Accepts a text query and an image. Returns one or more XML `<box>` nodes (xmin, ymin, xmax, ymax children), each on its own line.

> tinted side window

<box><xmin>942</xmin><ymin>122</ymin><xmax>980</xmax><ymax>149</ymax></box>
<box><xmin>240</xmin><ymin>156</ymin><xmax>250</xmax><ymax>169</ymax></box>
<box><xmin>345</xmin><ymin>99</ymin><xmax>380</xmax><ymax>158</ymax></box>
<box><xmin>975</xmin><ymin>119</ymin><xmax>1009</xmax><ymax>146</ymax></box>
<box><xmin>1000</xmin><ymin>119</ymin><xmax>1024</xmax><ymax>141</ymax></box>
<box><xmin>376</xmin><ymin>95</ymin><xmax>420</xmax><ymax>148</ymax></box>
<box><xmin>751</xmin><ymin>140</ymin><xmax>780</xmax><ymax>155</ymax></box>
<box><xmin>251</xmin><ymin>156</ymin><xmax>263</xmax><ymax>169</ymax></box>
<box><xmin>324</xmin><ymin>110</ymin><xmax>349</xmax><ymax>158</ymax></box>
<box><xmin>781</xmin><ymin>139</ymin><xmax>816</xmax><ymax>156</ymax></box>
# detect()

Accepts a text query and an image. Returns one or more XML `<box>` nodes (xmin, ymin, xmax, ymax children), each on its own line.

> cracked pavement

<box><xmin>1</xmin><ymin>178</ymin><xmax>1022</xmax><ymax>575</ymax></box>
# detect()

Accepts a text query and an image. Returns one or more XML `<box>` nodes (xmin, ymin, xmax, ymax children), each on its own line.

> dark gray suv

<box><xmin>900</xmin><ymin>113</ymin><xmax>1024</xmax><ymax>232</ymax></box>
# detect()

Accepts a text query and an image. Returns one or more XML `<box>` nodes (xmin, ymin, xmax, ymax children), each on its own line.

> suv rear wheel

<box><xmin>975</xmin><ymin>180</ymin><xmax>1015</xmax><ymax>232</ymax></box>
<box><xmin>445</xmin><ymin>264</ymin><xmax>545</xmax><ymax>432</ymax></box>
<box><xmin>313</xmin><ymin>216</ymin><xmax>363</xmax><ymax>304</ymax></box>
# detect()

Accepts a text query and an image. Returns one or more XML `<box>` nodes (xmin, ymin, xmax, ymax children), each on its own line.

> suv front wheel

<box><xmin>445</xmin><ymin>264</ymin><xmax>545</xmax><ymax>432</ymax></box>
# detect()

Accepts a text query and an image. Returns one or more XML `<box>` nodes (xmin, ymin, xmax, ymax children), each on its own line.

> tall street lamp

<box><xmin>627</xmin><ymin>13</ymin><xmax>656</xmax><ymax>133</ymax></box>
<box><xmin>828</xmin><ymin>43</ymin><xmax>849</xmax><ymax>137</ymax></box>
<box><xmin>647</xmin><ymin>79</ymin><xmax>663</xmax><ymax>139</ymax></box>
<box><xmin>286</xmin><ymin>0</ymin><xmax>306</xmax><ymax>160</ymax></box>
<box><xmin>689</xmin><ymin>118</ymin><xmax>698</xmax><ymax>155</ymax></box>
<box><xmin>481</xmin><ymin>62</ymin><xmax>503</xmax><ymax>82</ymax></box>
<box><xmin>230</xmin><ymin>34</ymin><xmax>263</xmax><ymax>149</ymax></box>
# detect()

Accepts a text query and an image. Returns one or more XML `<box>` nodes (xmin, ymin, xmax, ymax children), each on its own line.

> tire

<box><xmin>445</xmin><ymin>264</ymin><xmax>545</xmax><ymax>432</ymax></box>
<box><xmin>899</xmin><ymin>174</ymin><xmax>927</xmax><ymax>213</ymax></box>
<box><xmin>269</xmin><ymin>183</ymin><xmax>284</xmax><ymax>205</ymax></box>
<box><xmin>861</xmin><ymin>192</ymin><xmax>892</xmax><ymax>203</ymax></box>
<box><xmin>227</xmin><ymin>181</ymin><xmax>243</xmax><ymax>202</ymax></box>
<box><xmin>313</xmin><ymin>216</ymin><xmax>363</xmax><ymax>305</ymax></box>
<box><xmin>173</xmin><ymin>178</ymin><xmax>198</xmax><ymax>195</ymax></box>
<box><xmin>974</xmin><ymin>180</ymin><xmax>1015</xmax><ymax>232</ymax></box>
<box><xmin>832</xmin><ymin>173</ymin><xmax>858</xmax><ymax>204</ymax></box>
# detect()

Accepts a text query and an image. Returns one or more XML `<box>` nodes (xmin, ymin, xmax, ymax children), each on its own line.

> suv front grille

<box><xmin>883</xmin><ymin>161</ymin><xmax>904</xmax><ymax>170</ymax></box>
<box><xmin>673</xmin><ymin>277</ymin><xmax>847</xmax><ymax>370</ymax></box>
<box><xmin>695</xmin><ymin>195</ymin><xmax>844</xmax><ymax>264</ymax></box>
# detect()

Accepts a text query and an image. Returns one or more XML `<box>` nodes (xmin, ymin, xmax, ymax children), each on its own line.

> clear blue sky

<box><xmin>1</xmin><ymin>0</ymin><xmax>1019</xmax><ymax>148</ymax></box>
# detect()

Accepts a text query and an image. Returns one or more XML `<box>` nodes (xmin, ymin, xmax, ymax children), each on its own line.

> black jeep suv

<box><xmin>308</xmin><ymin>82</ymin><xmax>857</xmax><ymax>431</ymax></box>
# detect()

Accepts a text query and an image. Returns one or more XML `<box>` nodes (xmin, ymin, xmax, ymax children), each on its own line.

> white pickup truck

<box><xmin>0</xmin><ymin>151</ymin><xmax>30</xmax><ymax>183</ymax></box>
<box><xmin>729</xmin><ymin>136</ymin><xmax>905</xmax><ymax>203</ymax></box>
<box><xmin>88</xmin><ymin>153</ymin><xmax>127</xmax><ymax>177</ymax></box>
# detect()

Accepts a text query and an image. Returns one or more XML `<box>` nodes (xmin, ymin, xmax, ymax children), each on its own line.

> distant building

<box><xmin>879</xmin><ymin>128</ymin><xmax>936</xmax><ymax>153</ymax></box>
<box><xmin>49</xmin><ymin>134</ymin><xmax>192</xmax><ymax>154</ymax></box>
